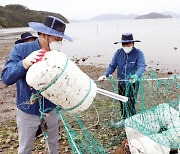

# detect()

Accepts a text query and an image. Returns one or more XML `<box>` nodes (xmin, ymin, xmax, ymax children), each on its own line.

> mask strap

<box><xmin>46</xmin><ymin>35</ymin><xmax>51</xmax><ymax>50</ymax></box>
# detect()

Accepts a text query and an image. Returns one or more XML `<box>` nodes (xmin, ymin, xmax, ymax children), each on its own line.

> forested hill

<box><xmin>0</xmin><ymin>4</ymin><xmax>69</xmax><ymax>28</ymax></box>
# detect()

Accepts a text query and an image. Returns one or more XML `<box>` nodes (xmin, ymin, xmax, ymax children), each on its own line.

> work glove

<box><xmin>98</xmin><ymin>75</ymin><xmax>107</xmax><ymax>82</ymax></box>
<box><xmin>23</xmin><ymin>48</ymin><xmax>46</xmax><ymax>69</ymax></box>
<box><xmin>129</xmin><ymin>74</ymin><xmax>138</xmax><ymax>83</ymax></box>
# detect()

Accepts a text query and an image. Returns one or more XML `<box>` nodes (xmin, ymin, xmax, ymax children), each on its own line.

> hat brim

<box><xmin>15</xmin><ymin>36</ymin><xmax>37</xmax><ymax>44</ymax></box>
<box><xmin>114</xmin><ymin>40</ymin><xmax>141</xmax><ymax>44</ymax></box>
<box><xmin>28</xmin><ymin>22</ymin><xmax>73</xmax><ymax>42</ymax></box>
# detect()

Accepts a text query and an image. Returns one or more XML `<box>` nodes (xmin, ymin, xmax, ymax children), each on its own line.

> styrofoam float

<box><xmin>124</xmin><ymin>103</ymin><xmax>180</xmax><ymax>153</ymax></box>
<box><xmin>26</xmin><ymin>50</ymin><xmax>128</xmax><ymax>113</ymax></box>
<box><xmin>125</xmin><ymin>127</ymin><xmax>170</xmax><ymax>154</ymax></box>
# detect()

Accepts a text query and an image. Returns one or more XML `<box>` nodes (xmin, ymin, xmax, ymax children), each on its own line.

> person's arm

<box><xmin>1</xmin><ymin>46</ymin><xmax>27</xmax><ymax>85</ymax></box>
<box><xmin>104</xmin><ymin>50</ymin><xmax>119</xmax><ymax>77</ymax></box>
<box><xmin>135</xmin><ymin>50</ymin><xmax>145</xmax><ymax>78</ymax></box>
<box><xmin>1</xmin><ymin>45</ymin><xmax>46</xmax><ymax>85</ymax></box>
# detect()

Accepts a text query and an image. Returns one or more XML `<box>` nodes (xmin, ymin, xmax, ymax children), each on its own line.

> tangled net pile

<box><xmin>51</xmin><ymin>71</ymin><xmax>179</xmax><ymax>153</ymax></box>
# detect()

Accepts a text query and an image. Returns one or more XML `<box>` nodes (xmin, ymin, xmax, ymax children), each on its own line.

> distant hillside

<box><xmin>86</xmin><ymin>12</ymin><xmax>175</xmax><ymax>21</ymax></box>
<box><xmin>0</xmin><ymin>4</ymin><xmax>69</xmax><ymax>28</ymax></box>
<box><xmin>135</xmin><ymin>12</ymin><xmax>173</xmax><ymax>19</ymax></box>
<box><xmin>162</xmin><ymin>11</ymin><xmax>180</xmax><ymax>18</ymax></box>
<box><xmin>89</xmin><ymin>14</ymin><xmax>137</xmax><ymax>21</ymax></box>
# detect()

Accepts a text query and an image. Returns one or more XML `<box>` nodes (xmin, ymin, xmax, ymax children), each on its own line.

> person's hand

<box><xmin>98</xmin><ymin>75</ymin><xmax>107</xmax><ymax>82</ymax></box>
<box><xmin>129</xmin><ymin>74</ymin><xmax>138</xmax><ymax>83</ymax></box>
<box><xmin>23</xmin><ymin>49</ymin><xmax>46</xmax><ymax>69</ymax></box>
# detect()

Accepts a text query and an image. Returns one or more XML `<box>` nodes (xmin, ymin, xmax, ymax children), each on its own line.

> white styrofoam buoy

<box><xmin>125</xmin><ymin>127</ymin><xmax>170</xmax><ymax>154</ymax></box>
<box><xmin>125</xmin><ymin>103</ymin><xmax>180</xmax><ymax>153</ymax></box>
<box><xmin>26</xmin><ymin>50</ymin><xmax>97</xmax><ymax>113</ymax></box>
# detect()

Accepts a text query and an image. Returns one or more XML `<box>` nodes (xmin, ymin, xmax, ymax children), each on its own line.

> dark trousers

<box><xmin>118</xmin><ymin>82</ymin><xmax>139</xmax><ymax>119</ymax></box>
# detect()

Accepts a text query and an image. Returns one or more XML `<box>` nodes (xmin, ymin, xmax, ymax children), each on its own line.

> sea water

<box><xmin>0</xmin><ymin>18</ymin><xmax>180</xmax><ymax>72</ymax></box>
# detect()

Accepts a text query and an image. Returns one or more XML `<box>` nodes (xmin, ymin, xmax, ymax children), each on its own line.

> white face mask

<box><xmin>49</xmin><ymin>41</ymin><xmax>63</xmax><ymax>51</ymax></box>
<box><xmin>123</xmin><ymin>47</ymin><xmax>133</xmax><ymax>54</ymax></box>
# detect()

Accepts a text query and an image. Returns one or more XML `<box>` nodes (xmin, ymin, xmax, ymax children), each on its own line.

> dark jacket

<box><xmin>104</xmin><ymin>47</ymin><xmax>145</xmax><ymax>85</ymax></box>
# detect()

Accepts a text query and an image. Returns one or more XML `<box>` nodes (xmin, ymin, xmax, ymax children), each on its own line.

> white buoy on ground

<box><xmin>125</xmin><ymin>103</ymin><xmax>180</xmax><ymax>153</ymax></box>
<box><xmin>125</xmin><ymin>127</ymin><xmax>170</xmax><ymax>154</ymax></box>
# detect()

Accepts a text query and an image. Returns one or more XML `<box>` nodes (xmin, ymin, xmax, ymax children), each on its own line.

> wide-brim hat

<box><xmin>114</xmin><ymin>33</ymin><xmax>141</xmax><ymax>44</ymax></box>
<box><xmin>15</xmin><ymin>32</ymin><xmax>37</xmax><ymax>44</ymax></box>
<box><xmin>28</xmin><ymin>16</ymin><xmax>72</xmax><ymax>42</ymax></box>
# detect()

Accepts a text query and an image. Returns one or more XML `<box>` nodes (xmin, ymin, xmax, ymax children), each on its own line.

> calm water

<box><xmin>0</xmin><ymin>18</ymin><xmax>180</xmax><ymax>73</ymax></box>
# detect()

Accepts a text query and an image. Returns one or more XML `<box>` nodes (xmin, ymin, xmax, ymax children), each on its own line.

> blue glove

<box><xmin>129</xmin><ymin>74</ymin><xmax>138</xmax><ymax>83</ymax></box>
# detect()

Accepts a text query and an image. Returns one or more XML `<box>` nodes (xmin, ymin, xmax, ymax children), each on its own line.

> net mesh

<box><xmin>55</xmin><ymin>71</ymin><xmax>180</xmax><ymax>153</ymax></box>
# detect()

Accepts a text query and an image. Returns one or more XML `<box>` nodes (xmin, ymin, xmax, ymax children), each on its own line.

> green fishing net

<box><xmin>54</xmin><ymin>71</ymin><xmax>179</xmax><ymax>153</ymax></box>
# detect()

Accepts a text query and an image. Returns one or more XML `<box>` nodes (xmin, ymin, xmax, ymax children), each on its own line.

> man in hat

<box><xmin>98</xmin><ymin>33</ymin><xmax>145</xmax><ymax>120</ymax></box>
<box><xmin>1</xmin><ymin>16</ymin><xmax>72</xmax><ymax>153</ymax></box>
<box><xmin>15</xmin><ymin>32</ymin><xmax>37</xmax><ymax>44</ymax></box>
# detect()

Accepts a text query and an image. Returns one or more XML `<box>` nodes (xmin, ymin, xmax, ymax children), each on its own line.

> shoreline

<box><xmin>1</xmin><ymin>27</ymin><xmax>180</xmax><ymax>74</ymax></box>
<box><xmin>1</xmin><ymin>40</ymin><xmax>179</xmax><ymax>74</ymax></box>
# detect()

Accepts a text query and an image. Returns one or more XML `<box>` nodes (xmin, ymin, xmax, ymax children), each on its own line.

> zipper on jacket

<box><xmin>125</xmin><ymin>54</ymin><xmax>128</xmax><ymax>80</ymax></box>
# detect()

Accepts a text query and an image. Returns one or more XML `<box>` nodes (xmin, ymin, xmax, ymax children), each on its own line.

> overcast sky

<box><xmin>1</xmin><ymin>0</ymin><xmax>180</xmax><ymax>20</ymax></box>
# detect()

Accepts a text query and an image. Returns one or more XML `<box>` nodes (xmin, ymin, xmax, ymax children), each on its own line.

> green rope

<box><xmin>55</xmin><ymin>107</ymin><xmax>82</xmax><ymax>154</ymax></box>
<box><xmin>38</xmin><ymin>98</ymin><xmax>52</xmax><ymax>140</ymax></box>
<box><xmin>55</xmin><ymin>107</ymin><xmax>107</xmax><ymax>154</ymax></box>
<box><xmin>73</xmin><ymin>114</ymin><xmax>107</xmax><ymax>154</ymax></box>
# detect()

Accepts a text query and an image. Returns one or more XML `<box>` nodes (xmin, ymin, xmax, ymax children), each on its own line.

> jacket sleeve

<box><xmin>136</xmin><ymin>50</ymin><xmax>146</xmax><ymax>78</ymax></box>
<box><xmin>104</xmin><ymin>50</ymin><xmax>118</xmax><ymax>77</ymax></box>
<box><xmin>1</xmin><ymin>46</ymin><xmax>27</xmax><ymax>85</ymax></box>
